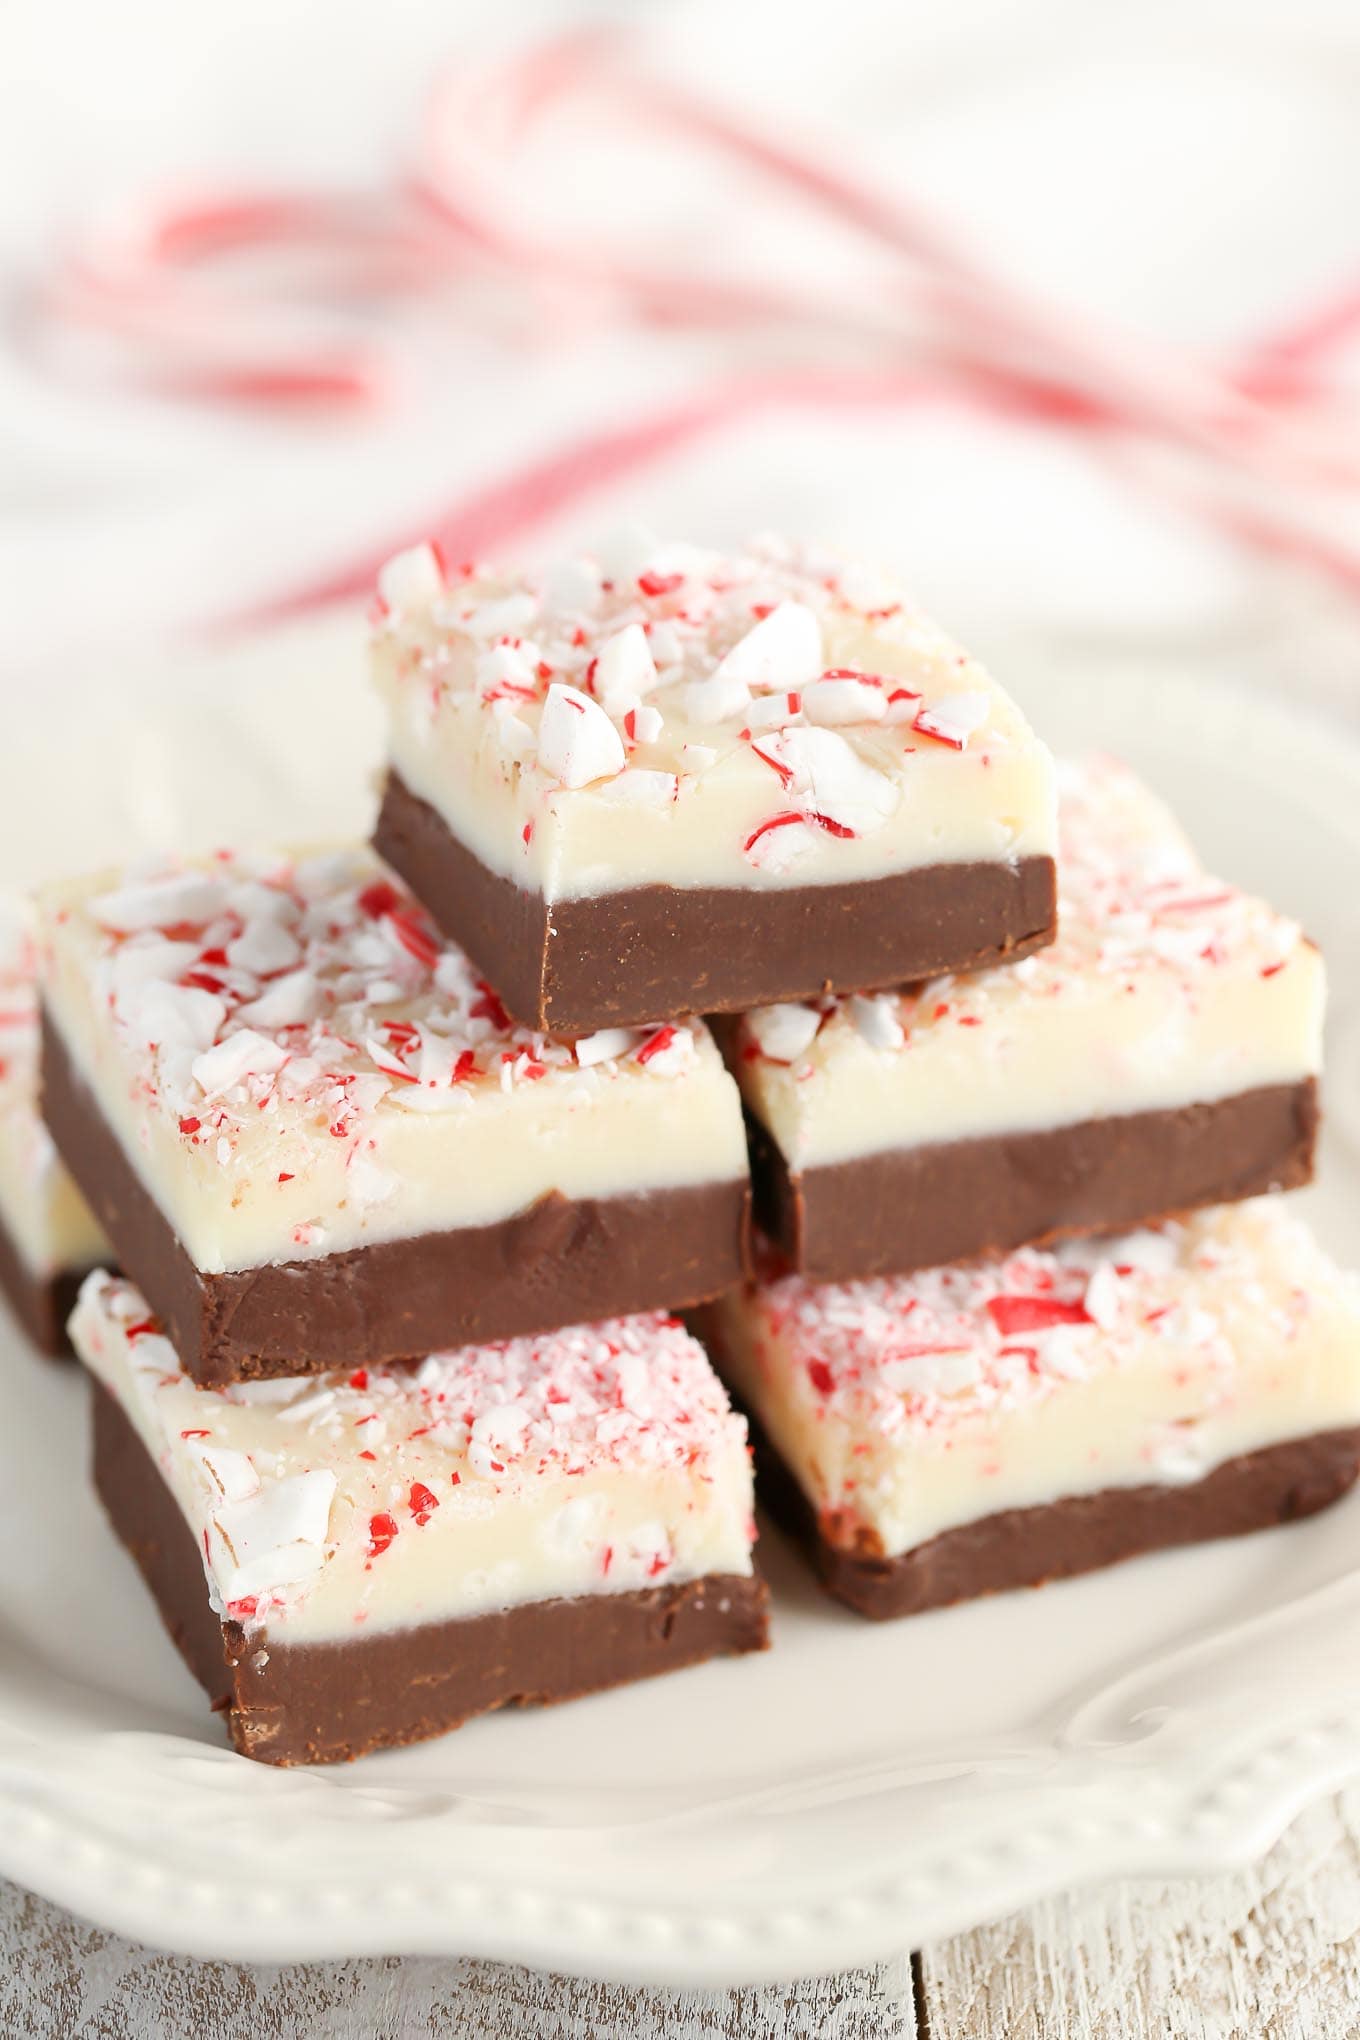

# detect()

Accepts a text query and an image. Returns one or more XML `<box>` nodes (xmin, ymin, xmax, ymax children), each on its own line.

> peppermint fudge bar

<box><xmin>371</xmin><ymin>530</ymin><xmax>1058</xmax><ymax>1031</ymax></box>
<box><xmin>41</xmin><ymin>848</ymin><xmax>749</xmax><ymax>1387</ymax></box>
<box><xmin>726</xmin><ymin>757</ymin><xmax>1321</xmax><ymax>1279</ymax></box>
<box><xmin>0</xmin><ymin>905</ymin><xmax>107</xmax><ymax>1353</ymax></box>
<box><xmin>73</xmin><ymin>1273</ymin><xmax>768</xmax><ymax>1763</ymax></box>
<box><xmin>700</xmin><ymin>1200</ymin><xmax>1360</xmax><ymax>1618</ymax></box>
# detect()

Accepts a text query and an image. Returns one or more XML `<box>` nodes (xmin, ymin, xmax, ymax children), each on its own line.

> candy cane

<box><xmin>413</xmin><ymin>33</ymin><xmax>1360</xmax><ymax>489</ymax></box>
<box><xmin>32</xmin><ymin>27</ymin><xmax>1360</xmax><ymax>605</ymax></box>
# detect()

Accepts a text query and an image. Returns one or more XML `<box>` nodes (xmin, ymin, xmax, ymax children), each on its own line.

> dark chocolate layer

<box><xmin>744</xmin><ymin>1080</ymin><xmax>1319</xmax><ymax>1281</ymax></box>
<box><xmin>44</xmin><ymin>1014</ymin><xmax>750</xmax><ymax>1388</ymax></box>
<box><xmin>93</xmin><ymin>1385</ymin><xmax>770</xmax><ymax>1765</ymax></box>
<box><xmin>0</xmin><ymin>1211</ymin><xmax>93</xmax><ymax>1359</ymax></box>
<box><xmin>374</xmin><ymin>770</ymin><xmax>1058</xmax><ymax>1034</ymax></box>
<box><xmin>743</xmin><ymin>1402</ymin><xmax>1360</xmax><ymax>1619</ymax></box>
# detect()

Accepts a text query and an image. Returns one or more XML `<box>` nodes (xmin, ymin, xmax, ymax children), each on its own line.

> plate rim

<box><xmin>3</xmin><ymin>1656</ymin><xmax>1360</xmax><ymax>1985</ymax></box>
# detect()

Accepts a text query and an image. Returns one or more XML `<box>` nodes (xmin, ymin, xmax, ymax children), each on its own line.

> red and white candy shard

<box><xmin>711</xmin><ymin>600</ymin><xmax>824</xmax><ymax>693</ymax></box>
<box><xmin>536</xmin><ymin>684</ymin><xmax>626</xmax><ymax>789</ymax></box>
<box><xmin>711</xmin><ymin>1199</ymin><xmax>1360</xmax><ymax>1561</ymax></box>
<box><xmin>0</xmin><ymin>900</ymin><xmax>107</xmax><ymax>1283</ymax></box>
<box><xmin>752</xmin><ymin>726</ymin><xmax>900</xmax><ymax>836</ymax></box>
<box><xmin>802</xmin><ymin>676</ymin><xmax>888</xmax><ymax>726</ymax></box>
<box><xmin>377</xmin><ymin>542</ymin><xmax>445</xmax><ymax>614</ymax></box>
<box><xmin>369</xmin><ymin>531</ymin><xmax>1056</xmax><ymax>900</ymax></box>
<box><xmin>39</xmin><ymin>847</ymin><xmax>747</xmax><ymax>1277</ymax></box>
<box><xmin>912</xmin><ymin>692</ymin><xmax>991</xmax><ymax>750</ymax></box>
<box><xmin>744</xmin><ymin>1003</ymin><xmax>822</xmax><ymax>1065</ymax></box>
<box><xmin>594</xmin><ymin>623</ymin><xmax>659</xmax><ymax>716</ymax></box>
<box><xmin>70</xmin><ymin>1271</ymin><xmax>757</xmax><ymax>1644</ymax></box>
<box><xmin>731</xmin><ymin>755</ymin><xmax>1324</xmax><ymax>1173</ymax></box>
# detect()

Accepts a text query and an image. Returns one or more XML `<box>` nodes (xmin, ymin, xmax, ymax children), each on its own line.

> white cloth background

<box><xmin>5</xmin><ymin>0</ymin><xmax>1360</xmax><ymax>706</ymax></box>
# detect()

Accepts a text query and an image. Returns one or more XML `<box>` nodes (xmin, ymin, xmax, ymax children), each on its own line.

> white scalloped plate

<box><xmin>3</xmin><ymin>623</ymin><xmax>1360</xmax><ymax>1986</ymax></box>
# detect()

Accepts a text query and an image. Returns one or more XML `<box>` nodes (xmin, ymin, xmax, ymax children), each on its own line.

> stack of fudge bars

<box><xmin>5</xmin><ymin>529</ymin><xmax>1357</xmax><ymax>1768</ymax></box>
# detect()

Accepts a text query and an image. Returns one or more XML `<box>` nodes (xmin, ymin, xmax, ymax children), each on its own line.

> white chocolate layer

<box><xmin>72</xmin><ymin>1272</ymin><xmax>757</xmax><ymax>1646</ymax></box>
<box><xmin>711</xmin><ymin>1201</ymin><xmax>1360</xmax><ymax>1559</ymax></box>
<box><xmin>0</xmin><ymin>903</ymin><xmax>107</xmax><ymax>1281</ymax></box>
<box><xmin>731</xmin><ymin>757</ymin><xmax>1324</xmax><ymax>1170</ymax></box>
<box><xmin>40</xmin><ymin>848</ymin><xmax>747</xmax><ymax>1276</ymax></box>
<box><xmin>371</xmin><ymin>532</ymin><xmax>1057</xmax><ymax>900</ymax></box>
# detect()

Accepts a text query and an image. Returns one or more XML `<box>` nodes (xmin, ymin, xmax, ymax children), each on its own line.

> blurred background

<box><xmin>4</xmin><ymin>0</ymin><xmax>1360</xmax><ymax>874</ymax></box>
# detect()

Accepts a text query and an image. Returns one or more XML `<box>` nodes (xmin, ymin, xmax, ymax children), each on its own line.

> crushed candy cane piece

<box><xmin>913</xmin><ymin>692</ymin><xmax>990</xmax><ymax>750</ymax></box>
<box><xmin>747</xmin><ymin>1003</ymin><xmax>821</xmax><ymax>1063</ymax></box>
<box><xmin>758</xmin><ymin>726</ymin><xmax>899</xmax><ymax>836</ymax></box>
<box><xmin>192</xmin><ymin>1029</ymin><xmax>289</xmax><ymax>1098</ymax></box>
<box><xmin>575</xmin><ymin>1027</ymin><xmax>638</xmax><ymax>1068</ymax></box>
<box><xmin>684</xmin><ymin>670</ymin><xmax>752</xmax><ymax>724</ymax></box>
<box><xmin>378</xmin><ymin>542</ymin><xmax>444</xmax><ymax>613</ymax></box>
<box><xmin>536</xmin><ymin>684</ymin><xmax>626</xmax><ymax>789</ymax></box>
<box><xmin>803</xmin><ymin>676</ymin><xmax>887</xmax><ymax>726</ymax></box>
<box><xmin>848</xmin><ymin>994</ymin><xmax>905</xmax><ymax>1051</ymax></box>
<box><xmin>714</xmin><ymin>601</ymin><xmax>823</xmax><ymax>692</ymax></box>
<box><xmin>90</xmin><ymin>874</ymin><xmax>229</xmax><ymax>934</ymax></box>
<box><xmin>594</xmin><ymin>623</ymin><xmax>658</xmax><ymax>715</ymax></box>
<box><xmin>628</xmin><ymin>703</ymin><xmax>665</xmax><ymax>744</ymax></box>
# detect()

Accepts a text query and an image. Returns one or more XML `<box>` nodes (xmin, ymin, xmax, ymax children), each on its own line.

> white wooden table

<box><xmin>9</xmin><ymin>1787</ymin><xmax>1360</xmax><ymax>2037</ymax></box>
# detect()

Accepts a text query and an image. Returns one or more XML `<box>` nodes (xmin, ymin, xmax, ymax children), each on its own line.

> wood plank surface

<box><xmin>916</xmin><ymin>1786</ymin><xmax>1360</xmax><ymax>2040</ymax></box>
<box><xmin>0</xmin><ymin>1880</ymin><xmax>917</xmax><ymax>2038</ymax></box>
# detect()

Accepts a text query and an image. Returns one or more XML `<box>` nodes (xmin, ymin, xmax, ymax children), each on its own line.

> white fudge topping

<box><xmin>0</xmin><ymin>902</ymin><xmax>107</xmax><ymax>1281</ymax></box>
<box><xmin>731</xmin><ymin>755</ymin><xmax>1324</xmax><ymax>1169</ymax></box>
<box><xmin>370</xmin><ymin>531</ymin><xmax>1057</xmax><ymax>900</ymax></box>
<box><xmin>72</xmin><ymin>1272</ymin><xmax>758</xmax><ymax>1645</ymax></box>
<box><xmin>40</xmin><ymin>847</ymin><xmax>747</xmax><ymax>1275</ymax></box>
<box><xmin>711</xmin><ymin>1200</ymin><xmax>1360</xmax><ymax>1560</ymax></box>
